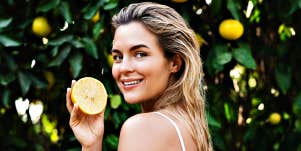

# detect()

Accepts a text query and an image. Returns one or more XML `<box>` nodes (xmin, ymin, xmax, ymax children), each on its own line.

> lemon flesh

<box><xmin>71</xmin><ymin>77</ymin><xmax>107</xmax><ymax>115</ymax></box>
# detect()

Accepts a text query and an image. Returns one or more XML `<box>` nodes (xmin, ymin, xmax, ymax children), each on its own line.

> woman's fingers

<box><xmin>69</xmin><ymin>103</ymin><xmax>83</xmax><ymax>128</ymax></box>
<box><xmin>66</xmin><ymin>88</ymin><xmax>73</xmax><ymax>113</ymax></box>
<box><xmin>66</xmin><ymin>80</ymin><xmax>76</xmax><ymax>113</ymax></box>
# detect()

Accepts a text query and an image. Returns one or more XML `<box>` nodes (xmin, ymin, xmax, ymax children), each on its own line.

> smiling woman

<box><xmin>66</xmin><ymin>2</ymin><xmax>213</xmax><ymax>151</ymax></box>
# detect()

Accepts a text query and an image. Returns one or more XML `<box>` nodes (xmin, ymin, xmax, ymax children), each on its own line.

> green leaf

<box><xmin>0</xmin><ymin>35</ymin><xmax>21</xmax><ymax>47</ymax></box>
<box><xmin>232</xmin><ymin>43</ymin><xmax>256</xmax><ymax>69</ymax></box>
<box><xmin>227</xmin><ymin>0</ymin><xmax>240</xmax><ymax>20</ymax></box>
<box><xmin>215</xmin><ymin>52</ymin><xmax>232</xmax><ymax>65</ymax></box>
<box><xmin>103</xmin><ymin>1</ymin><xmax>118</xmax><ymax>10</ymax></box>
<box><xmin>37</xmin><ymin>0</ymin><xmax>60</xmax><ymax>12</ymax></box>
<box><xmin>275</xmin><ymin>64</ymin><xmax>291</xmax><ymax>94</ymax></box>
<box><xmin>82</xmin><ymin>37</ymin><xmax>98</xmax><ymax>59</ymax></box>
<box><xmin>68</xmin><ymin>51</ymin><xmax>83</xmax><ymax>78</ymax></box>
<box><xmin>299</xmin><ymin>0</ymin><xmax>301</xmax><ymax>8</ymax></box>
<box><xmin>83</xmin><ymin>5</ymin><xmax>99</xmax><ymax>20</ymax></box>
<box><xmin>0</xmin><ymin>73</ymin><xmax>16</xmax><ymax>86</ymax></box>
<box><xmin>48</xmin><ymin>35</ymin><xmax>73</xmax><ymax>46</ymax></box>
<box><xmin>0</xmin><ymin>18</ymin><xmax>13</xmax><ymax>28</ymax></box>
<box><xmin>293</xmin><ymin>93</ymin><xmax>301</xmax><ymax>117</ymax></box>
<box><xmin>224</xmin><ymin>102</ymin><xmax>232</xmax><ymax>122</ymax></box>
<box><xmin>110</xmin><ymin>94</ymin><xmax>122</xmax><ymax>109</ymax></box>
<box><xmin>59</xmin><ymin>2</ymin><xmax>72</xmax><ymax>23</ymax></box>
<box><xmin>295</xmin><ymin>119</ymin><xmax>301</xmax><ymax>133</ymax></box>
<box><xmin>18</xmin><ymin>71</ymin><xmax>32</xmax><ymax>95</ymax></box>
<box><xmin>50</xmin><ymin>46</ymin><xmax>59</xmax><ymax>57</ymax></box>
<box><xmin>48</xmin><ymin>45</ymin><xmax>71</xmax><ymax>67</ymax></box>
<box><xmin>105</xmin><ymin>134</ymin><xmax>118</xmax><ymax>149</ymax></box>
<box><xmin>30</xmin><ymin>74</ymin><xmax>48</xmax><ymax>89</ymax></box>
<box><xmin>112</xmin><ymin>111</ymin><xmax>121</xmax><ymax>129</ymax></box>
<box><xmin>1</xmin><ymin>51</ymin><xmax>17</xmax><ymax>71</ymax></box>
<box><xmin>93</xmin><ymin>21</ymin><xmax>104</xmax><ymax>40</ymax></box>
<box><xmin>205</xmin><ymin>44</ymin><xmax>229</xmax><ymax>75</ymax></box>
<box><xmin>2</xmin><ymin>89</ymin><xmax>11</xmax><ymax>108</ymax></box>
<box><xmin>69</xmin><ymin>38</ymin><xmax>84</xmax><ymax>48</ymax></box>
<box><xmin>207</xmin><ymin>113</ymin><xmax>221</xmax><ymax>128</ymax></box>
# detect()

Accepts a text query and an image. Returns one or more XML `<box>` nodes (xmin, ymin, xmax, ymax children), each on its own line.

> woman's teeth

<box><xmin>123</xmin><ymin>80</ymin><xmax>141</xmax><ymax>86</ymax></box>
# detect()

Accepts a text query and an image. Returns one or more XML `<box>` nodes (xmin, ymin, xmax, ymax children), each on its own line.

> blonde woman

<box><xmin>66</xmin><ymin>2</ymin><xmax>213</xmax><ymax>151</ymax></box>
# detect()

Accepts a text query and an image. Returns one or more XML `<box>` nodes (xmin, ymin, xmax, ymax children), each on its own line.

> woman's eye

<box><xmin>112</xmin><ymin>54</ymin><xmax>122</xmax><ymax>62</ymax></box>
<box><xmin>136</xmin><ymin>52</ymin><xmax>146</xmax><ymax>58</ymax></box>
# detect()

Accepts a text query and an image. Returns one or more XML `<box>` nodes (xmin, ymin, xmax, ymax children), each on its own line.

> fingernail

<box><xmin>67</xmin><ymin>88</ymin><xmax>70</xmax><ymax>92</ymax></box>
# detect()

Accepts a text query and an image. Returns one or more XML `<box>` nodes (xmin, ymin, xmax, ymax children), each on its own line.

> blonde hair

<box><xmin>112</xmin><ymin>2</ymin><xmax>213</xmax><ymax>151</ymax></box>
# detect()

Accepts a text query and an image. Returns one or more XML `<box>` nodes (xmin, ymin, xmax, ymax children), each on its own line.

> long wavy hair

<box><xmin>112</xmin><ymin>2</ymin><xmax>213</xmax><ymax>151</ymax></box>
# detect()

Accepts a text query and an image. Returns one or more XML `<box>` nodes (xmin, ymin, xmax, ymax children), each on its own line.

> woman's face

<box><xmin>112</xmin><ymin>22</ymin><xmax>175</xmax><ymax>105</ymax></box>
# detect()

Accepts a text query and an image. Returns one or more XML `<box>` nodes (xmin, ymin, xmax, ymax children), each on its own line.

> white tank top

<box><xmin>154</xmin><ymin>112</ymin><xmax>186</xmax><ymax>151</ymax></box>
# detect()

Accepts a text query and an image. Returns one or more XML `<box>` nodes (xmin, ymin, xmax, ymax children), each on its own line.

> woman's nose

<box><xmin>119</xmin><ymin>57</ymin><xmax>134</xmax><ymax>73</ymax></box>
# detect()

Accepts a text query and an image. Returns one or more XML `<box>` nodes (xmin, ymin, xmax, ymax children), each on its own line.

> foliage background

<box><xmin>1</xmin><ymin>0</ymin><xmax>301</xmax><ymax>150</ymax></box>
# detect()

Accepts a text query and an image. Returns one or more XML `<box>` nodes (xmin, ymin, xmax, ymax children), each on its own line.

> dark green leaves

<box><xmin>68</xmin><ymin>51</ymin><xmax>83</xmax><ymax>78</ymax></box>
<box><xmin>227</xmin><ymin>0</ymin><xmax>240</xmax><ymax>20</ymax></box>
<box><xmin>0</xmin><ymin>35</ymin><xmax>21</xmax><ymax>47</ymax></box>
<box><xmin>232</xmin><ymin>43</ymin><xmax>257</xmax><ymax>69</ymax></box>
<box><xmin>48</xmin><ymin>45</ymin><xmax>71</xmax><ymax>67</ymax></box>
<box><xmin>0</xmin><ymin>18</ymin><xmax>13</xmax><ymax>28</ymax></box>
<box><xmin>37</xmin><ymin>0</ymin><xmax>60</xmax><ymax>13</ymax></box>
<box><xmin>83</xmin><ymin>5</ymin><xmax>99</xmax><ymax>20</ymax></box>
<box><xmin>103</xmin><ymin>1</ymin><xmax>118</xmax><ymax>10</ymax></box>
<box><xmin>275</xmin><ymin>64</ymin><xmax>291</xmax><ymax>94</ymax></box>
<box><xmin>293</xmin><ymin>93</ymin><xmax>301</xmax><ymax>117</ymax></box>
<box><xmin>206</xmin><ymin>44</ymin><xmax>231</xmax><ymax>74</ymax></box>
<box><xmin>59</xmin><ymin>2</ymin><xmax>72</xmax><ymax>23</ymax></box>
<box><xmin>82</xmin><ymin>37</ymin><xmax>98</xmax><ymax>59</ymax></box>
<box><xmin>18</xmin><ymin>71</ymin><xmax>32</xmax><ymax>95</ymax></box>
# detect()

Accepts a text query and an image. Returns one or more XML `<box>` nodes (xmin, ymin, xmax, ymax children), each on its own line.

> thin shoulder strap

<box><xmin>154</xmin><ymin>112</ymin><xmax>186</xmax><ymax>151</ymax></box>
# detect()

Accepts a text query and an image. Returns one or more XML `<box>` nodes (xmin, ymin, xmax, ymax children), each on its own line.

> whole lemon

<box><xmin>219</xmin><ymin>19</ymin><xmax>244</xmax><ymax>40</ymax></box>
<box><xmin>32</xmin><ymin>17</ymin><xmax>51</xmax><ymax>37</ymax></box>
<box><xmin>171</xmin><ymin>0</ymin><xmax>188</xmax><ymax>3</ymax></box>
<box><xmin>91</xmin><ymin>11</ymin><xmax>100</xmax><ymax>23</ymax></box>
<box><xmin>268</xmin><ymin>112</ymin><xmax>281</xmax><ymax>125</ymax></box>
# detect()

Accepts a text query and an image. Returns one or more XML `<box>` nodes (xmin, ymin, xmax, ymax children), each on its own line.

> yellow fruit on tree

<box><xmin>219</xmin><ymin>19</ymin><xmax>244</xmax><ymax>40</ymax></box>
<box><xmin>91</xmin><ymin>11</ymin><xmax>100</xmax><ymax>23</ymax></box>
<box><xmin>171</xmin><ymin>0</ymin><xmax>188</xmax><ymax>3</ymax></box>
<box><xmin>107</xmin><ymin>54</ymin><xmax>114</xmax><ymax>67</ymax></box>
<box><xmin>71</xmin><ymin>77</ymin><xmax>108</xmax><ymax>115</ymax></box>
<box><xmin>32</xmin><ymin>16</ymin><xmax>51</xmax><ymax>37</ymax></box>
<box><xmin>268</xmin><ymin>112</ymin><xmax>281</xmax><ymax>125</ymax></box>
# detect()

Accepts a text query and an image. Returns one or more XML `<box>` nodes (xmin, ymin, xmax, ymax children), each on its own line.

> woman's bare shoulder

<box><xmin>118</xmin><ymin>112</ymin><xmax>179</xmax><ymax>151</ymax></box>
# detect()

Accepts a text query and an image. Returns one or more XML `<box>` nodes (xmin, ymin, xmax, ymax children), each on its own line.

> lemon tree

<box><xmin>1</xmin><ymin>0</ymin><xmax>301</xmax><ymax>151</ymax></box>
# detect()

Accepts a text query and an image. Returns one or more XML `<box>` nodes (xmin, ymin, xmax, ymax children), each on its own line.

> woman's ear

<box><xmin>169</xmin><ymin>54</ymin><xmax>182</xmax><ymax>73</ymax></box>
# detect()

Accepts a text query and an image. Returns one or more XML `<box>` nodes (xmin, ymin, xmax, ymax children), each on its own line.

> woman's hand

<box><xmin>66</xmin><ymin>80</ymin><xmax>104</xmax><ymax>150</ymax></box>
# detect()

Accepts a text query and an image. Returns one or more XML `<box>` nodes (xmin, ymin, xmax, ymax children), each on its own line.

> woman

<box><xmin>66</xmin><ymin>2</ymin><xmax>213</xmax><ymax>151</ymax></box>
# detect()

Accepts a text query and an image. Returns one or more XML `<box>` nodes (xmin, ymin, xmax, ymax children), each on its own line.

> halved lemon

<box><xmin>71</xmin><ymin>77</ymin><xmax>107</xmax><ymax>115</ymax></box>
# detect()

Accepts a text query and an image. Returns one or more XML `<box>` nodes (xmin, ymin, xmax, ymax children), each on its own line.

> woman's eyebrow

<box><xmin>111</xmin><ymin>44</ymin><xmax>149</xmax><ymax>53</ymax></box>
<box><xmin>129</xmin><ymin>44</ymin><xmax>149</xmax><ymax>51</ymax></box>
